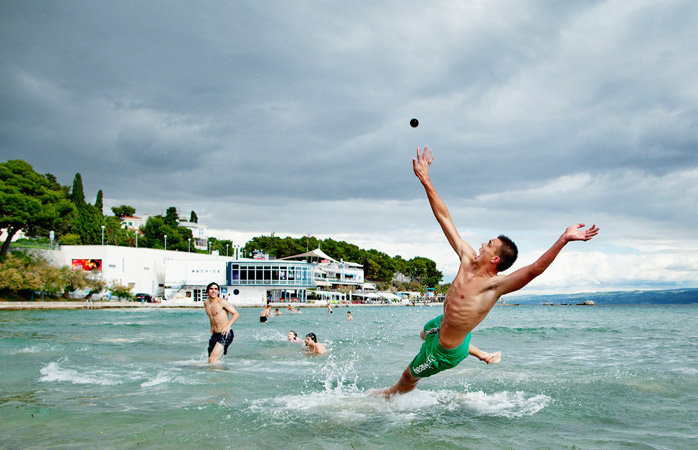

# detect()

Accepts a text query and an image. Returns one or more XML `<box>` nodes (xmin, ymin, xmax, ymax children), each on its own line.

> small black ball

<box><xmin>410</xmin><ymin>118</ymin><xmax>419</xmax><ymax>128</ymax></box>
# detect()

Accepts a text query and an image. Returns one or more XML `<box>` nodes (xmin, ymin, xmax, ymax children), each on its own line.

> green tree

<box><xmin>111</xmin><ymin>205</ymin><xmax>136</xmax><ymax>218</ymax></box>
<box><xmin>69</xmin><ymin>173</ymin><xmax>86</xmax><ymax>206</ymax></box>
<box><xmin>60</xmin><ymin>265</ymin><xmax>91</xmax><ymax>294</ymax></box>
<box><xmin>210</xmin><ymin>237</ymin><xmax>233</xmax><ymax>255</ymax></box>
<box><xmin>74</xmin><ymin>204</ymin><xmax>104</xmax><ymax>245</ymax></box>
<box><xmin>164</xmin><ymin>207</ymin><xmax>179</xmax><ymax>227</ymax></box>
<box><xmin>58</xmin><ymin>233</ymin><xmax>82</xmax><ymax>245</ymax></box>
<box><xmin>0</xmin><ymin>251</ymin><xmax>62</xmax><ymax>297</ymax></box>
<box><xmin>0</xmin><ymin>160</ymin><xmax>75</xmax><ymax>257</ymax></box>
<box><xmin>104</xmin><ymin>216</ymin><xmax>130</xmax><ymax>246</ymax></box>
<box><xmin>141</xmin><ymin>215</ymin><xmax>192</xmax><ymax>251</ymax></box>
<box><xmin>406</xmin><ymin>256</ymin><xmax>443</xmax><ymax>287</ymax></box>
<box><xmin>95</xmin><ymin>190</ymin><xmax>103</xmax><ymax>214</ymax></box>
<box><xmin>190</xmin><ymin>210</ymin><xmax>198</xmax><ymax>223</ymax></box>
<box><xmin>109</xmin><ymin>281</ymin><xmax>133</xmax><ymax>300</ymax></box>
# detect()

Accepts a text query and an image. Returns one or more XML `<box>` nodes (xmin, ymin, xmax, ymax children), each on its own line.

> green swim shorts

<box><xmin>408</xmin><ymin>315</ymin><xmax>472</xmax><ymax>378</ymax></box>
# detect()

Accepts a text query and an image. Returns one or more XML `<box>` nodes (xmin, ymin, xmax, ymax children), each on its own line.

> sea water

<box><xmin>1</xmin><ymin>304</ymin><xmax>697</xmax><ymax>449</ymax></box>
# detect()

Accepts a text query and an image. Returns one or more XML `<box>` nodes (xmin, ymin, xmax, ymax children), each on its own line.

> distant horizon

<box><xmin>506</xmin><ymin>287</ymin><xmax>698</xmax><ymax>305</ymax></box>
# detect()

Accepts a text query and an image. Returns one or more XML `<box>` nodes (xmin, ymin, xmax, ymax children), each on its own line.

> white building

<box><xmin>41</xmin><ymin>244</ymin><xmax>359</xmax><ymax>307</ymax></box>
<box><xmin>120</xmin><ymin>215</ymin><xmax>146</xmax><ymax>232</ymax></box>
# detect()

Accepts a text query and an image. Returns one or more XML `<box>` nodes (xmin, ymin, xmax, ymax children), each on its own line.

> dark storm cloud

<box><xmin>2</xmin><ymin>0</ymin><xmax>698</xmax><ymax>290</ymax></box>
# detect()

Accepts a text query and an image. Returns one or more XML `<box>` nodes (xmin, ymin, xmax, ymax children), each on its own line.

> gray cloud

<box><xmin>2</xmin><ymin>0</ymin><xmax>698</xmax><ymax>290</ymax></box>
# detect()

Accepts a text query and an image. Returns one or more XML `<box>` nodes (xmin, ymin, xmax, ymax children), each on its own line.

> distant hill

<box><xmin>507</xmin><ymin>288</ymin><xmax>698</xmax><ymax>305</ymax></box>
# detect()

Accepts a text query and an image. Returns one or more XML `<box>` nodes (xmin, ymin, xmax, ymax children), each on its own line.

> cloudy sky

<box><xmin>2</xmin><ymin>0</ymin><xmax>697</xmax><ymax>295</ymax></box>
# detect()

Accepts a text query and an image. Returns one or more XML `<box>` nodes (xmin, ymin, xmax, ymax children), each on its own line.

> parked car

<box><xmin>135</xmin><ymin>293</ymin><xmax>152</xmax><ymax>303</ymax></box>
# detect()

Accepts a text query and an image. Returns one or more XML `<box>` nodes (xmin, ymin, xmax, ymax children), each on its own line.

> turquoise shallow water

<box><xmin>1</xmin><ymin>304</ymin><xmax>697</xmax><ymax>449</ymax></box>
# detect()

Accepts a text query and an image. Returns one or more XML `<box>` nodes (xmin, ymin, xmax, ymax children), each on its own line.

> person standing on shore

<box><xmin>204</xmin><ymin>282</ymin><xmax>240</xmax><ymax>364</ymax></box>
<box><xmin>369</xmin><ymin>147</ymin><xmax>599</xmax><ymax>397</ymax></box>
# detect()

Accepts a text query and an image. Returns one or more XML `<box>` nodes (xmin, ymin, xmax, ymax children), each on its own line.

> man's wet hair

<box><xmin>306</xmin><ymin>333</ymin><xmax>317</xmax><ymax>343</ymax></box>
<box><xmin>206</xmin><ymin>282</ymin><xmax>220</xmax><ymax>293</ymax></box>
<box><xmin>496</xmin><ymin>235</ymin><xmax>518</xmax><ymax>272</ymax></box>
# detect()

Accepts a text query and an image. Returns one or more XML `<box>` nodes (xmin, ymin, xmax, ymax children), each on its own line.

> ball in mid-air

<box><xmin>410</xmin><ymin>118</ymin><xmax>419</xmax><ymax>128</ymax></box>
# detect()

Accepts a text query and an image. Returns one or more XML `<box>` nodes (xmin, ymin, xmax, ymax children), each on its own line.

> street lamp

<box><xmin>188</xmin><ymin>238</ymin><xmax>191</xmax><ymax>253</ymax></box>
<box><xmin>101</xmin><ymin>225</ymin><xmax>105</xmax><ymax>245</ymax></box>
<box><xmin>164</xmin><ymin>235</ymin><xmax>167</xmax><ymax>251</ymax></box>
<box><xmin>226</xmin><ymin>243</ymin><xmax>229</xmax><ymax>256</ymax></box>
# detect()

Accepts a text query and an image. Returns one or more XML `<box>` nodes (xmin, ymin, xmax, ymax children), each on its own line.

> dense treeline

<box><xmin>243</xmin><ymin>235</ymin><xmax>443</xmax><ymax>288</ymax></box>
<box><xmin>1</xmin><ymin>159</ymin><xmax>444</xmax><ymax>294</ymax></box>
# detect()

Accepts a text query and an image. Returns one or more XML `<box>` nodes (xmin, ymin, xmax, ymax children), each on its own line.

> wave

<box><xmin>246</xmin><ymin>356</ymin><xmax>549</xmax><ymax>423</ymax></box>
<box><xmin>140</xmin><ymin>371</ymin><xmax>204</xmax><ymax>388</ymax></box>
<box><xmin>38</xmin><ymin>360</ymin><xmax>144</xmax><ymax>386</ymax></box>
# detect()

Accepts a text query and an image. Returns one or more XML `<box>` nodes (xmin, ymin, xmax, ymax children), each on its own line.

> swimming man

<box><xmin>204</xmin><ymin>282</ymin><xmax>240</xmax><ymax>364</ymax></box>
<box><xmin>305</xmin><ymin>333</ymin><xmax>328</xmax><ymax>355</ymax></box>
<box><xmin>369</xmin><ymin>147</ymin><xmax>599</xmax><ymax>397</ymax></box>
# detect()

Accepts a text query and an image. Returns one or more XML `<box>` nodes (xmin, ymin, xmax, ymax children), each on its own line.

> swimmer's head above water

<box><xmin>305</xmin><ymin>333</ymin><xmax>317</xmax><ymax>343</ymax></box>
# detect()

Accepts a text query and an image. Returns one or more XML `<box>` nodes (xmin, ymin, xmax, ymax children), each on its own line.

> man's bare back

<box><xmin>368</xmin><ymin>147</ymin><xmax>599</xmax><ymax>397</ymax></box>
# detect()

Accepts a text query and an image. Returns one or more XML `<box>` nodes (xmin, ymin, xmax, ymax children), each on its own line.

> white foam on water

<box><xmin>453</xmin><ymin>390</ymin><xmax>551</xmax><ymax>418</ymax></box>
<box><xmin>250</xmin><ymin>329</ymin><xmax>288</xmax><ymax>342</ymax></box>
<box><xmin>39</xmin><ymin>361</ymin><xmax>121</xmax><ymax>385</ymax></box>
<box><xmin>99</xmin><ymin>336</ymin><xmax>144</xmax><ymax>344</ymax></box>
<box><xmin>9</xmin><ymin>343</ymin><xmax>64</xmax><ymax>354</ymax></box>
<box><xmin>140</xmin><ymin>371</ymin><xmax>203</xmax><ymax>388</ymax></box>
<box><xmin>141</xmin><ymin>372</ymin><xmax>172</xmax><ymax>387</ymax></box>
<box><xmin>13</xmin><ymin>345</ymin><xmax>43</xmax><ymax>354</ymax></box>
<box><xmin>249</xmin><ymin>383</ymin><xmax>550</xmax><ymax>424</ymax></box>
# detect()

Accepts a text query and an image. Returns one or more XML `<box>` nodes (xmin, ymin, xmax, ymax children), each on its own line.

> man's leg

<box><xmin>368</xmin><ymin>366</ymin><xmax>420</xmax><ymax>398</ymax></box>
<box><xmin>208</xmin><ymin>342</ymin><xmax>224</xmax><ymax>363</ymax></box>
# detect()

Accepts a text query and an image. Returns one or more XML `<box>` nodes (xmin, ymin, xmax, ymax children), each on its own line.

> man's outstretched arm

<box><xmin>494</xmin><ymin>223</ymin><xmax>600</xmax><ymax>296</ymax></box>
<box><xmin>413</xmin><ymin>147</ymin><xmax>476</xmax><ymax>261</ymax></box>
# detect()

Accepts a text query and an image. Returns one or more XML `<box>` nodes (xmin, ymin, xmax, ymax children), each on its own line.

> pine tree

<box><xmin>70</xmin><ymin>173</ymin><xmax>85</xmax><ymax>206</ymax></box>
<box><xmin>95</xmin><ymin>190</ymin><xmax>103</xmax><ymax>214</ymax></box>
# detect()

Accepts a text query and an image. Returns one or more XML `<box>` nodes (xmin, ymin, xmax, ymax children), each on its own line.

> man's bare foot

<box><xmin>366</xmin><ymin>388</ymin><xmax>392</xmax><ymax>399</ymax></box>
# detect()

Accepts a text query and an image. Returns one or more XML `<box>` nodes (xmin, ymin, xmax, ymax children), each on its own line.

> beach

<box><xmin>1</xmin><ymin>304</ymin><xmax>697</xmax><ymax>449</ymax></box>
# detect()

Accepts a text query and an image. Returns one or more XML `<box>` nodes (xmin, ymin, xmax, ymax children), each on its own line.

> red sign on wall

<box><xmin>72</xmin><ymin>259</ymin><xmax>102</xmax><ymax>271</ymax></box>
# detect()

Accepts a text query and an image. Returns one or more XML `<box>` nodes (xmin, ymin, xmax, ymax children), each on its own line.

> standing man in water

<box><xmin>204</xmin><ymin>282</ymin><xmax>240</xmax><ymax>364</ymax></box>
<box><xmin>369</xmin><ymin>147</ymin><xmax>599</xmax><ymax>397</ymax></box>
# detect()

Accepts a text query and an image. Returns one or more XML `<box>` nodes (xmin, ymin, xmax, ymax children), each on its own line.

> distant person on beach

<box><xmin>347</xmin><ymin>311</ymin><xmax>353</xmax><ymax>321</ymax></box>
<box><xmin>288</xmin><ymin>330</ymin><xmax>303</xmax><ymax>343</ymax></box>
<box><xmin>368</xmin><ymin>147</ymin><xmax>599</xmax><ymax>397</ymax></box>
<box><xmin>305</xmin><ymin>333</ymin><xmax>327</xmax><ymax>355</ymax></box>
<box><xmin>204</xmin><ymin>282</ymin><xmax>240</xmax><ymax>364</ymax></box>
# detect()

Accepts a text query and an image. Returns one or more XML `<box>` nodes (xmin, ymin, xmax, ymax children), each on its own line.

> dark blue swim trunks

<box><xmin>208</xmin><ymin>330</ymin><xmax>234</xmax><ymax>356</ymax></box>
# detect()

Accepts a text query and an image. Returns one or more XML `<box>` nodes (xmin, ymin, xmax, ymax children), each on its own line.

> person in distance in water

<box><xmin>304</xmin><ymin>333</ymin><xmax>327</xmax><ymax>355</ymax></box>
<box><xmin>368</xmin><ymin>147</ymin><xmax>599</xmax><ymax>397</ymax></box>
<box><xmin>204</xmin><ymin>282</ymin><xmax>240</xmax><ymax>364</ymax></box>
